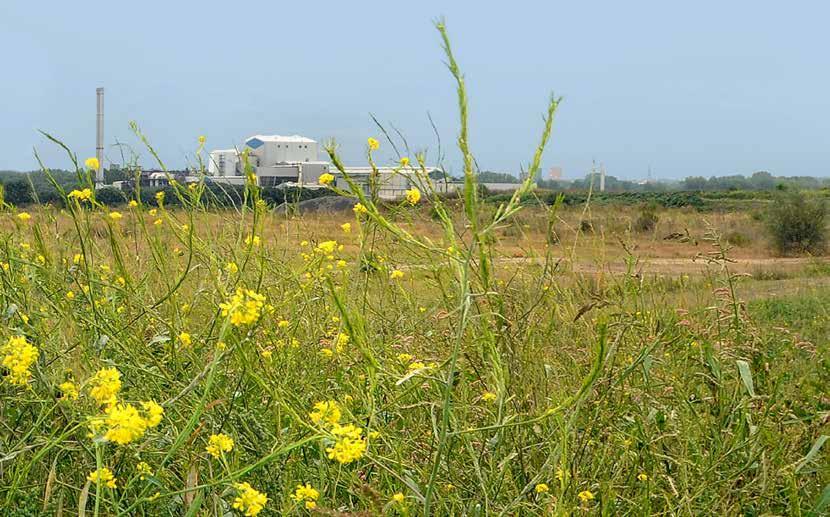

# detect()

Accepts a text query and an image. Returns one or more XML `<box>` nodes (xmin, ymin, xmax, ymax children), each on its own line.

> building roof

<box><xmin>245</xmin><ymin>135</ymin><xmax>316</xmax><ymax>144</ymax></box>
<box><xmin>210</xmin><ymin>149</ymin><xmax>237</xmax><ymax>154</ymax></box>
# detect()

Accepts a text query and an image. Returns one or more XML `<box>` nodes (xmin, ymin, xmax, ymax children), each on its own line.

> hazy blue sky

<box><xmin>2</xmin><ymin>1</ymin><xmax>829</xmax><ymax>179</ymax></box>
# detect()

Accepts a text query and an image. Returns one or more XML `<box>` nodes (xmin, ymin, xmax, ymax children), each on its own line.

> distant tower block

<box><xmin>548</xmin><ymin>166</ymin><xmax>563</xmax><ymax>180</ymax></box>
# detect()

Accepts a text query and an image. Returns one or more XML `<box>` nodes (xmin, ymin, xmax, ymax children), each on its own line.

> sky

<box><xmin>2</xmin><ymin>0</ymin><xmax>829</xmax><ymax>180</ymax></box>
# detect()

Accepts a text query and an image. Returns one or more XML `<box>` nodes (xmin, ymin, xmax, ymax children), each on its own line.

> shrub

<box><xmin>634</xmin><ymin>203</ymin><xmax>659</xmax><ymax>232</ymax></box>
<box><xmin>765</xmin><ymin>191</ymin><xmax>827</xmax><ymax>255</ymax></box>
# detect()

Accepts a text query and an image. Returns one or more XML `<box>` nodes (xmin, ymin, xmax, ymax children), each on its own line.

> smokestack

<box><xmin>96</xmin><ymin>87</ymin><xmax>104</xmax><ymax>185</ymax></box>
<box><xmin>599</xmin><ymin>163</ymin><xmax>606</xmax><ymax>192</ymax></box>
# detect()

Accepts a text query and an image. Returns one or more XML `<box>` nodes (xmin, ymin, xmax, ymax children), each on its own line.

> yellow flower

<box><xmin>390</xmin><ymin>269</ymin><xmax>404</xmax><ymax>280</ymax></box>
<box><xmin>405</xmin><ymin>188</ymin><xmax>421</xmax><ymax>205</ymax></box>
<box><xmin>198</xmin><ymin>135</ymin><xmax>206</xmax><ymax>144</ymax></box>
<box><xmin>206</xmin><ymin>433</ymin><xmax>234</xmax><ymax>458</ymax></box>
<box><xmin>341</xmin><ymin>222</ymin><xmax>351</xmax><ymax>234</ymax></box>
<box><xmin>277</xmin><ymin>319</ymin><xmax>290</xmax><ymax>329</ymax></box>
<box><xmin>142</xmin><ymin>400</ymin><xmax>164</xmax><ymax>427</ymax></box>
<box><xmin>396</xmin><ymin>353</ymin><xmax>413</xmax><ymax>363</ymax></box>
<box><xmin>315</xmin><ymin>240</ymin><xmax>338</xmax><ymax>255</ymax></box>
<box><xmin>326</xmin><ymin>423</ymin><xmax>367</xmax><ymax>464</ymax></box>
<box><xmin>155</xmin><ymin>191</ymin><xmax>165</xmax><ymax>204</ymax></box>
<box><xmin>226</xmin><ymin>262</ymin><xmax>239</xmax><ymax>274</ymax></box>
<box><xmin>153</xmin><ymin>218</ymin><xmax>162</xmax><ymax>226</ymax></box>
<box><xmin>232</xmin><ymin>482</ymin><xmax>268</xmax><ymax>516</ymax></box>
<box><xmin>399</xmin><ymin>157</ymin><xmax>410</xmax><ymax>167</ymax></box>
<box><xmin>637</xmin><ymin>473</ymin><xmax>649</xmax><ymax>482</ymax></box>
<box><xmin>367</xmin><ymin>137</ymin><xmax>380</xmax><ymax>151</ymax></box>
<box><xmin>219</xmin><ymin>288</ymin><xmax>266</xmax><ymax>327</ymax></box>
<box><xmin>318</xmin><ymin>173</ymin><xmax>335</xmax><ymax>185</ymax></box>
<box><xmin>128</xmin><ymin>200</ymin><xmax>138</xmax><ymax>208</ymax></box>
<box><xmin>65</xmin><ymin>291</ymin><xmax>75</xmax><ymax>300</ymax></box>
<box><xmin>102</xmin><ymin>403</ymin><xmax>149</xmax><ymax>444</ymax></box>
<box><xmin>481</xmin><ymin>391</ymin><xmax>497</xmax><ymax>403</ymax></box>
<box><xmin>245</xmin><ymin>235</ymin><xmax>261</xmax><ymax>247</ymax></box>
<box><xmin>148</xmin><ymin>208</ymin><xmax>157</xmax><ymax>216</ymax></box>
<box><xmin>535</xmin><ymin>483</ymin><xmax>549</xmax><ymax>494</ymax></box>
<box><xmin>353</xmin><ymin>203</ymin><xmax>368</xmax><ymax>215</ymax></box>
<box><xmin>59</xmin><ymin>380</ymin><xmax>79</xmax><ymax>400</ymax></box>
<box><xmin>87</xmin><ymin>467</ymin><xmax>116</xmax><ymax>488</ymax></box>
<box><xmin>309</xmin><ymin>400</ymin><xmax>341</xmax><ymax>427</ymax></box>
<box><xmin>17</xmin><ymin>212</ymin><xmax>31</xmax><ymax>221</ymax></box>
<box><xmin>1</xmin><ymin>336</ymin><xmax>39</xmax><ymax>386</ymax></box>
<box><xmin>556</xmin><ymin>468</ymin><xmax>565</xmax><ymax>481</ymax></box>
<box><xmin>577</xmin><ymin>490</ymin><xmax>594</xmax><ymax>503</ymax></box>
<box><xmin>68</xmin><ymin>189</ymin><xmax>93</xmax><ymax>202</ymax></box>
<box><xmin>392</xmin><ymin>492</ymin><xmax>405</xmax><ymax>503</ymax></box>
<box><xmin>89</xmin><ymin>367</ymin><xmax>121</xmax><ymax>406</ymax></box>
<box><xmin>178</xmin><ymin>332</ymin><xmax>192</xmax><ymax>347</ymax></box>
<box><xmin>292</xmin><ymin>483</ymin><xmax>320</xmax><ymax>507</ymax></box>
<box><xmin>108</xmin><ymin>211</ymin><xmax>123</xmax><ymax>221</ymax></box>
<box><xmin>136</xmin><ymin>462</ymin><xmax>153</xmax><ymax>480</ymax></box>
<box><xmin>85</xmin><ymin>157</ymin><xmax>100</xmax><ymax>170</ymax></box>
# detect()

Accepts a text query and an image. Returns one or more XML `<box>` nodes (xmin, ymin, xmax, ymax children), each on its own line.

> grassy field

<box><xmin>1</xmin><ymin>25</ymin><xmax>828</xmax><ymax>517</ymax></box>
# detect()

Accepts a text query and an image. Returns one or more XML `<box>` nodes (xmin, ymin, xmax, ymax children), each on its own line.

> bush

<box><xmin>765</xmin><ymin>191</ymin><xmax>827</xmax><ymax>255</ymax></box>
<box><xmin>634</xmin><ymin>203</ymin><xmax>659</xmax><ymax>232</ymax></box>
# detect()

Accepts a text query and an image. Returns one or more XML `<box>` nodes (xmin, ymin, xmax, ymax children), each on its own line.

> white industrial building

<box><xmin>207</xmin><ymin>133</ymin><xmax>451</xmax><ymax>199</ymax></box>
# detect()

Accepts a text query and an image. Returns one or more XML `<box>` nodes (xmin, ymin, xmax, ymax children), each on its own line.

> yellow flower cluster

<box><xmin>68</xmin><ymin>188</ymin><xmax>93</xmax><ymax>202</ymax></box>
<box><xmin>1</xmin><ymin>335</ymin><xmax>39</xmax><ymax>386</ymax></box>
<box><xmin>233</xmin><ymin>482</ymin><xmax>268</xmax><ymax>516</ymax></box>
<box><xmin>292</xmin><ymin>483</ymin><xmax>320</xmax><ymax>510</ymax></box>
<box><xmin>17</xmin><ymin>212</ymin><xmax>31</xmax><ymax>221</ymax></box>
<box><xmin>85</xmin><ymin>157</ymin><xmax>100</xmax><ymax>170</ymax></box>
<box><xmin>136</xmin><ymin>461</ymin><xmax>153</xmax><ymax>480</ymax></box>
<box><xmin>87</xmin><ymin>467</ymin><xmax>116</xmax><ymax>488</ymax></box>
<box><xmin>405</xmin><ymin>188</ymin><xmax>421</xmax><ymax>205</ymax></box>
<box><xmin>318</xmin><ymin>173</ymin><xmax>335</xmax><ymax>185</ymax></box>
<box><xmin>326</xmin><ymin>423</ymin><xmax>367</xmax><ymax>464</ymax></box>
<box><xmin>309</xmin><ymin>400</ymin><xmax>341</xmax><ymax>426</ymax></box>
<box><xmin>102</xmin><ymin>400</ymin><xmax>164</xmax><ymax>445</ymax></box>
<box><xmin>367</xmin><ymin>137</ymin><xmax>380</xmax><ymax>151</ymax></box>
<box><xmin>89</xmin><ymin>367</ymin><xmax>122</xmax><ymax>405</ymax></box>
<box><xmin>206</xmin><ymin>433</ymin><xmax>234</xmax><ymax>458</ymax></box>
<box><xmin>353</xmin><ymin>203</ymin><xmax>368</xmax><ymax>215</ymax></box>
<box><xmin>59</xmin><ymin>380</ymin><xmax>79</xmax><ymax>400</ymax></box>
<box><xmin>220</xmin><ymin>288</ymin><xmax>266</xmax><ymax>327</ymax></box>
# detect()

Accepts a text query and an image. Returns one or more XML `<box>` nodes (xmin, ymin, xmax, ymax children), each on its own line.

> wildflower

<box><xmin>341</xmin><ymin>222</ymin><xmax>351</xmax><ymax>233</ymax></box>
<box><xmin>89</xmin><ymin>367</ymin><xmax>121</xmax><ymax>406</ymax></box>
<box><xmin>315</xmin><ymin>240</ymin><xmax>338</xmax><ymax>255</ymax></box>
<box><xmin>309</xmin><ymin>400</ymin><xmax>341</xmax><ymax>426</ymax></box>
<box><xmin>535</xmin><ymin>483</ymin><xmax>549</xmax><ymax>494</ymax></box>
<box><xmin>103</xmin><ymin>403</ymin><xmax>149</xmax><ymax>445</ymax></box>
<box><xmin>367</xmin><ymin>137</ymin><xmax>380</xmax><ymax>151</ymax></box>
<box><xmin>1</xmin><ymin>336</ymin><xmax>39</xmax><ymax>386</ymax></box>
<box><xmin>390</xmin><ymin>269</ymin><xmax>404</xmax><ymax>280</ymax></box>
<box><xmin>353</xmin><ymin>203</ymin><xmax>368</xmax><ymax>215</ymax></box>
<box><xmin>292</xmin><ymin>483</ymin><xmax>320</xmax><ymax>509</ymax></box>
<box><xmin>481</xmin><ymin>391</ymin><xmax>497</xmax><ymax>403</ymax></box>
<box><xmin>397</xmin><ymin>353</ymin><xmax>413</xmax><ymax>363</ymax></box>
<box><xmin>153</xmin><ymin>218</ymin><xmax>162</xmax><ymax>226</ymax></box>
<box><xmin>198</xmin><ymin>135</ymin><xmax>206</xmax><ymax>144</ymax></box>
<box><xmin>17</xmin><ymin>212</ymin><xmax>31</xmax><ymax>221</ymax></box>
<box><xmin>637</xmin><ymin>472</ymin><xmax>649</xmax><ymax>482</ymax></box>
<box><xmin>232</xmin><ymin>482</ymin><xmax>268</xmax><ymax>516</ymax></box>
<box><xmin>59</xmin><ymin>380</ymin><xmax>79</xmax><ymax>400</ymax></box>
<box><xmin>178</xmin><ymin>332</ymin><xmax>192</xmax><ymax>347</ymax></box>
<box><xmin>326</xmin><ymin>423</ymin><xmax>367</xmax><ymax>464</ymax></box>
<box><xmin>85</xmin><ymin>157</ymin><xmax>100</xmax><ymax>170</ymax></box>
<box><xmin>87</xmin><ymin>467</ymin><xmax>116</xmax><ymax>489</ymax></box>
<box><xmin>219</xmin><ymin>288</ymin><xmax>266</xmax><ymax>327</ymax></box>
<box><xmin>66</xmin><ymin>291</ymin><xmax>75</xmax><ymax>300</ymax></box>
<box><xmin>556</xmin><ymin>468</ymin><xmax>566</xmax><ymax>481</ymax></box>
<box><xmin>277</xmin><ymin>319</ymin><xmax>289</xmax><ymax>329</ymax></box>
<box><xmin>577</xmin><ymin>490</ymin><xmax>594</xmax><ymax>503</ymax></box>
<box><xmin>136</xmin><ymin>462</ymin><xmax>153</xmax><ymax>480</ymax></box>
<box><xmin>318</xmin><ymin>173</ymin><xmax>335</xmax><ymax>185</ymax></box>
<box><xmin>108</xmin><ymin>211</ymin><xmax>123</xmax><ymax>221</ymax></box>
<box><xmin>155</xmin><ymin>191</ymin><xmax>165</xmax><ymax>204</ymax></box>
<box><xmin>68</xmin><ymin>189</ymin><xmax>93</xmax><ymax>202</ymax></box>
<box><xmin>128</xmin><ymin>200</ymin><xmax>138</xmax><ymax>208</ymax></box>
<box><xmin>408</xmin><ymin>361</ymin><xmax>427</xmax><ymax>371</ymax></box>
<box><xmin>206</xmin><ymin>433</ymin><xmax>234</xmax><ymax>458</ymax></box>
<box><xmin>405</xmin><ymin>188</ymin><xmax>421</xmax><ymax>205</ymax></box>
<box><xmin>260</xmin><ymin>349</ymin><xmax>273</xmax><ymax>360</ymax></box>
<box><xmin>399</xmin><ymin>157</ymin><xmax>410</xmax><ymax>167</ymax></box>
<box><xmin>245</xmin><ymin>235</ymin><xmax>261</xmax><ymax>247</ymax></box>
<box><xmin>142</xmin><ymin>400</ymin><xmax>164</xmax><ymax>427</ymax></box>
<box><xmin>226</xmin><ymin>262</ymin><xmax>239</xmax><ymax>274</ymax></box>
<box><xmin>149</xmin><ymin>208</ymin><xmax>157</xmax><ymax>216</ymax></box>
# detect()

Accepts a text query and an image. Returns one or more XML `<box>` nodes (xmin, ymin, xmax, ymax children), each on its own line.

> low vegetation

<box><xmin>0</xmin><ymin>23</ymin><xmax>827</xmax><ymax>516</ymax></box>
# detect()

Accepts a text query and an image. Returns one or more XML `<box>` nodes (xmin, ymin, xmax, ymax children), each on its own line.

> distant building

<box><xmin>207</xmin><ymin>149</ymin><xmax>238</xmax><ymax>178</ymax></box>
<box><xmin>548</xmin><ymin>166</ymin><xmax>563</xmax><ymax>180</ymax></box>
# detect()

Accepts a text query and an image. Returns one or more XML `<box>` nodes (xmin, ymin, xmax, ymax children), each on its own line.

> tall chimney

<box><xmin>96</xmin><ymin>87</ymin><xmax>104</xmax><ymax>185</ymax></box>
<box><xmin>599</xmin><ymin>163</ymin><xmax>606</xmax><ymax>192</ymax></box>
